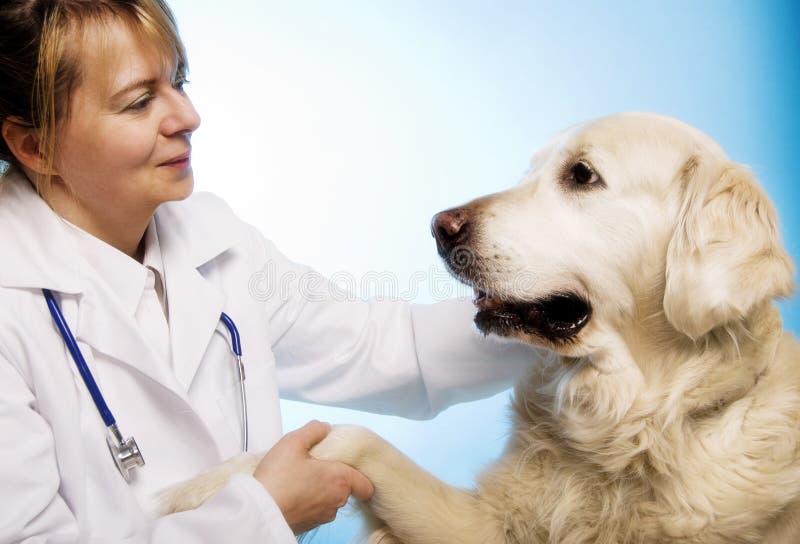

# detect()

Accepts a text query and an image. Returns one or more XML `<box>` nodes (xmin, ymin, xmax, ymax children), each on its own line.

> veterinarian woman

<box><xmin>0</xmin><ymin>1</ymin><xmax>536</xmax><ymax>542</ymax></box>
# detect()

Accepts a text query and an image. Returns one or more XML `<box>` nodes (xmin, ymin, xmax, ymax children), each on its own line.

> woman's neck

<box><xmin>43</xmin><ymin>177</ymin><xmax>153</xmax><ymax>262</ymax></box>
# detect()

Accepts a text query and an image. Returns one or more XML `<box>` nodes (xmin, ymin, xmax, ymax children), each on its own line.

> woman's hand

<box><xmin>253</xmin><ymin>420</ymin><xmax>375</xmax><ymax>534</ymax></box>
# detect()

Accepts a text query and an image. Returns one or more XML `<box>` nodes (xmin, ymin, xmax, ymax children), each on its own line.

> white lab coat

<box><xmin>0</xmin><ymin>168</ymin><xmax>539</xmax><ymax>543</ymax></box>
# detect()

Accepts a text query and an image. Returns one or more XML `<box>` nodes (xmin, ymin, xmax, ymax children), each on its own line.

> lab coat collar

<box><xmin>0</xmin><ymin>167</ymin><xmax>238</xmax><ymax>292</ymax></box>
<box><xmin>0</xmin><ymin>169</ymin><xmax>83</xmax><ymax>293</ymax></box>
<box><xmin>152</xmin><ymin>189</ymin><xmax>238</xmax><ymax>271</ymax></box>
<box><xmin>60</xmin><ymin>217</ymin><xmax>149</xmax><ymax>317</ymax></box>
<box><xmin>0</xmin><ymin>167</ymin><xmax>238</xmax><ymax>395</ymax></box>
<box><xmin>141</xmin><ymin>218</ymin><xmax>168</xmax><ymax>316</ymax></box>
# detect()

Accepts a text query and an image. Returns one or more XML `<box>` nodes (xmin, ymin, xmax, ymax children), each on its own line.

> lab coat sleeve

<box><xmin>252</xmin><ymin>232</ymin><xmax>545</xmax><ymax>419</ymax></box>
<box><xmin>145</xmin><ymin>475</ymin><xmax>297</xmax><ymax>544</ymax></box>
<box><xmin>0</xmin><ymin>349</ymin><xmax>296</xmax><ymax>544</ymax></box>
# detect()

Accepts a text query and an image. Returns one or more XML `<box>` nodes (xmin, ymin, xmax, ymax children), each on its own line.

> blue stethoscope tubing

<box><xmin>42</xmin><ymin>288</ymin><xmax>249</xmax><ymax>481</ymax></box>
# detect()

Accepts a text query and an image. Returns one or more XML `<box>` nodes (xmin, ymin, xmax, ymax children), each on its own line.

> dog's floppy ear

<box><xmin>663</xmin><ymin>157</ymin><xmax>795</xmax><ymax>339</ymax></box>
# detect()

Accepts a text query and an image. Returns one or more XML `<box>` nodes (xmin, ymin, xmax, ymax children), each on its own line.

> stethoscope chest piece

<box><xmin>106</xmin><ymin>423</ymin><xmax>145</xmax><ymax>482</ymax></box>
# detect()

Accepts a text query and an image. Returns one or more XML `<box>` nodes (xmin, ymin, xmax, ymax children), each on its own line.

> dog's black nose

<box><xmin>431</xmin><ymin>208</ymin><xmax>469</xmax><ymax>251</ymax></box>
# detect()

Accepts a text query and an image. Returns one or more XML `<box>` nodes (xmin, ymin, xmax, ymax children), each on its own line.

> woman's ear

<box><xmin>663</xmin><ymin>157</ymin><xmax>795</xmax><ymax>339</ymax></box>
<box><xmin>1</xmin><ymin>118</ymin><xmax>52</xmax><ymax>175</ymax></box>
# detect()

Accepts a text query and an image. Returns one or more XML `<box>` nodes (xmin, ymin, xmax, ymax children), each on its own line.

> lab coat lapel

<box><xmin>154</xmin><ymin>196</ymin><xmax>236</xmax><ymax>392</ymax></box>
<box><xmin>73</xmin><ymin>282</ymin><xmax>187</xmax><ymax>400</ymax></box>
<box><xmin>164</xmin><ymin>262</ymin><xmax>225</xmax><ymax>392</ymax></box>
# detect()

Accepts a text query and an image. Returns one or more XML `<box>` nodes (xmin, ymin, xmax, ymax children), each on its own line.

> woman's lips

<box><xmin>159</xmin><ymin>152</ymin><xmax>191</xmax><ymax>169</ymax></box>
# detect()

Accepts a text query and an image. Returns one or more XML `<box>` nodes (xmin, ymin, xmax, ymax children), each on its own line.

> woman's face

<box><xmin>52</xmin><ymin>19</ymin><xmax>201</xmax><ymax>223</ymax></box>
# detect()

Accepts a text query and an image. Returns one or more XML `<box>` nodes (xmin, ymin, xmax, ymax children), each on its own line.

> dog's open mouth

<box><xmin>473</xmin><ymin>289</ymin><xmax>592</xmax><ymax>341</ymax></box>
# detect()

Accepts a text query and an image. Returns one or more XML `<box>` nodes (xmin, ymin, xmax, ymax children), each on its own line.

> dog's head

<box><xmin>433</xmin><ymin>113</ymin><xmax>795</xmax><ymax>369</ymax></box>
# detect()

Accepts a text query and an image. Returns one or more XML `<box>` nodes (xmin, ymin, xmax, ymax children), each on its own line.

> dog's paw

<box><xmin>310</xmin><ymin>424</ymin><xmax>382</xmax><ymax>469</ymax></box>
<box><xmin>157</xmin><ymin>452</ymin><xmax>262</xmax><ymax>514</ymax></box>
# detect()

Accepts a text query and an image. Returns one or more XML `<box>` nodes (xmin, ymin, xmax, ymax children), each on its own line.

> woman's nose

<box><xmin>161</xmin><ymin>91</ymin><xmax>201</xmax><ymax>136</ymax></box>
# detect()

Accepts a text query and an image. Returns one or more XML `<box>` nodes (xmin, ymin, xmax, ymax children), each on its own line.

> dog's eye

<box><xmin>570</xmin><ymin>161</ymin><xmax>602</xmax><ymax>186</ymax></box>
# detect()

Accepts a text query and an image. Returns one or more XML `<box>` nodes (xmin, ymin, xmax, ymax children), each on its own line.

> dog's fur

<box><xmin>162</xmin><ymin>113</ymin><xmax>800</xmax><ymax>543</ymax></box>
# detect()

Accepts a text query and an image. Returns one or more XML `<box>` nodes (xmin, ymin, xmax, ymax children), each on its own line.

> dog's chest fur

<box><xmin>473</xmin><ymin>329</ymin><xmax>800</xmax><ymax>544</ymax></box>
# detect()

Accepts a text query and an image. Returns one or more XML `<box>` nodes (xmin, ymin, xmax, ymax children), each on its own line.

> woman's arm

<box><xmin>253</xmin><ymin>232</ymin><xmax>544</xmax><ymax>419</ymax></box>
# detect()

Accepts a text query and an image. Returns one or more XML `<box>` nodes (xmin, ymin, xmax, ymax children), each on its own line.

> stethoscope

<box><xmin>42</xmin><ymin>288</ymin><xmax>249</xmax><ymax>482</ymax></box>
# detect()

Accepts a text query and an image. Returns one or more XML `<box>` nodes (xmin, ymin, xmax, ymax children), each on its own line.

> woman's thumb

<box><xmin>292</xmin><ymin>420</ymin><xmax>331</xmax><ymax>450</ymax></box>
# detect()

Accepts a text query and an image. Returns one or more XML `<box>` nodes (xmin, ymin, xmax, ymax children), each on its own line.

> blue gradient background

<box><xmin>168</xmin><ymin>1</ymin><xmax>799</xmax><ymax>541</ymax></box>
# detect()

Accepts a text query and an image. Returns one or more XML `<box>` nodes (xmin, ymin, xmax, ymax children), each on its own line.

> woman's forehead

<box><xmin>69</xmin><ymin>17</ymin><xmax>178</xmax><ymax>99</ymax></box>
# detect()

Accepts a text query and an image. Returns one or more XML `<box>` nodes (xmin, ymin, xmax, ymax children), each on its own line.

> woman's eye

<box><xmin>126</xmin><ymin>94</ymin><xmax>154</xmax><ymax>113</ymax></box>
<box><xmin>570</xmin><ymin>161</ymin><xmax>602</xmax><ymax>186</ymax></box>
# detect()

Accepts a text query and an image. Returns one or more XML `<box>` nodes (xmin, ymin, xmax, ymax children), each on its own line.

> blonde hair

<box><xmin>0</xmin><ymin>0</ymin><xmax>188</xmax><ymax>194</ymax></box>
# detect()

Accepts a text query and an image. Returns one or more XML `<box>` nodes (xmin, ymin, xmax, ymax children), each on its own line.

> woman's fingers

<box><xmin>289</xmin><ymin>420</ymin><xmax>331</xmax><ymax>451</ymax></box>
<box><xmin>301</xmin><ymin>423</ymin><xmax>373</xmax><ymax>501</ymax></box>
<box><xmin>343</xmin><ymin>464</ymin><xmax>374</xmax><ymax>501</ymax></box>
<box><xmin>253</xmin><ymin>421</ymin><xmax>374</xmax><ymax>534</ymax></box>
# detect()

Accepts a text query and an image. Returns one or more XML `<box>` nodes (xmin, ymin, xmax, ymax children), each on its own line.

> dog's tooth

<box><xmin>477</xmin><ymin>293</ymin><xmax>504</xmax><ymax>311</ymax></box>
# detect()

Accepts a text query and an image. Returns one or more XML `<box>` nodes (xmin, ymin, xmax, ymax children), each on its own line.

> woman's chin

<box><xmin>161</xmin><ymin>172</ymin><xmax>195</xmax><ymax>202</ymax></box>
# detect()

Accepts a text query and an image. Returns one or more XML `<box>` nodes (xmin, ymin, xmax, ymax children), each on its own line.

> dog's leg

<box><xmin>311</xmin><ymin>425</ymin><xmax>502</xmax><ymax>544</ymax></box>
<box><xmin>367</xmin><ymin>526</ymin><xmax>404</xmax><ymax>544</ymax></box>
<box><xmin>157</xmin><ymin>452</ymin><xmax>262</xmax><ymax>514</ymax></box>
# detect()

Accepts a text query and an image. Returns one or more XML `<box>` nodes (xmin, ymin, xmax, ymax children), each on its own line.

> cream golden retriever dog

<box><xmin>163</xmin><ymin>113</ymin><xmax>800</xmax><ymax>543</ymax></box>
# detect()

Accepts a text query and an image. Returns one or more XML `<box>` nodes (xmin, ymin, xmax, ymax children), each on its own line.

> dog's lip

<box><xmin>472</xmin><ymin>290</ymin><xmax>592</xmax><ymax>341</ymax></box>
